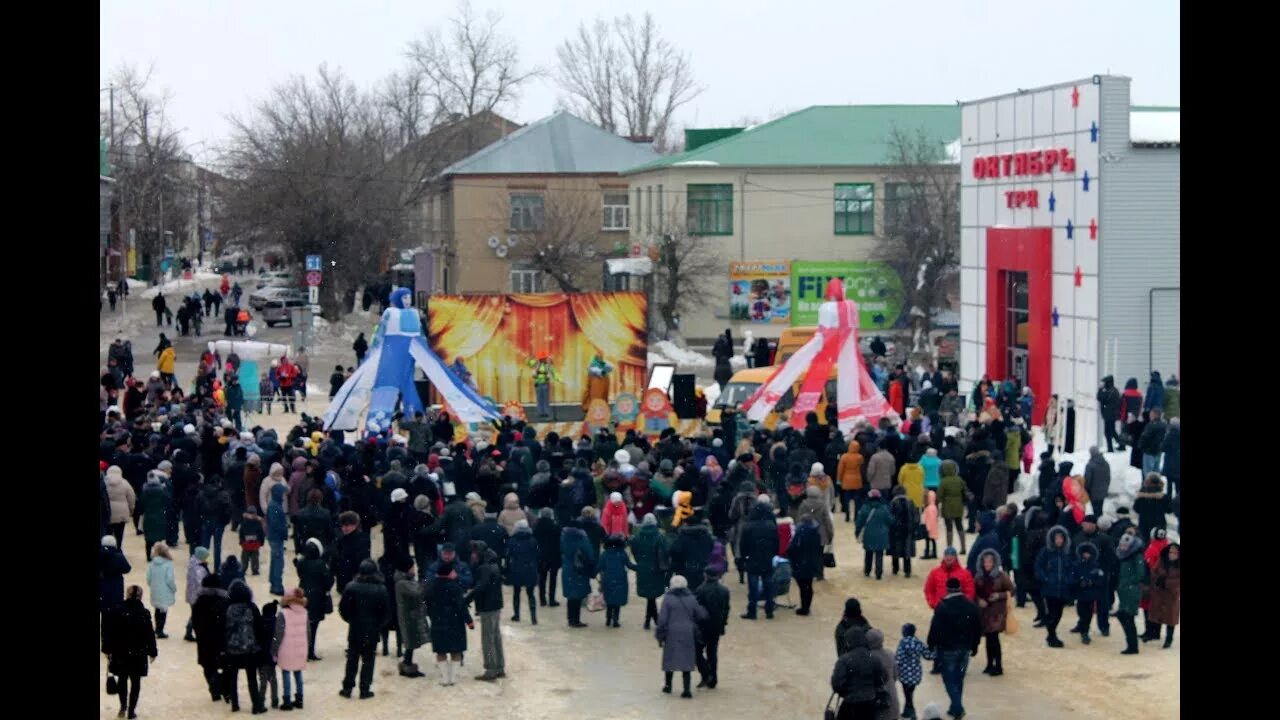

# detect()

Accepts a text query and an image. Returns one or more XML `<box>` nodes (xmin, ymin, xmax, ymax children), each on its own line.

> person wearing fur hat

<box><xmin>1114</xmin><ymin>532</ymin><xmax>1147</xmax><ymax>654</ymax></box>
<box><xmin>973</xmin><ymin>548</ymin><xmax>1013</xmax><ymax>675</ymax></box>
<box><xmin>1035</xmin><ymin>525</ymin><xmax>1075</xmax><ymax>647</ymax></box>
<box><xmin>338</xmin><ymin>559</ymin><xmax>390</xmax><ymax>698</ymax></box>
<box><xmin>294</xmin><ymin>538</ymin><xmax>334</xmax><ymax>661</ymax></box>
<box><xmin>1133</xmin><ymin>473</ymin><xmax>1171</xmax><ymax>539</ymax></box>
<box><xmin>856</xmin><ymin>488</ymin><xmax>892</xmax><ymax>580</ymax></box>
<box><xmin>1145</xmin><ymin>542</ymin><xmax>1180</xmax><ymax>648</ymax></box>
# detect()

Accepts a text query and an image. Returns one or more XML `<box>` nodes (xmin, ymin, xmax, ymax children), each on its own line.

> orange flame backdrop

<box><xmin>427</xmin><ymin>292</ymin><xmax>648</xmax><ymax>405</ymax></box>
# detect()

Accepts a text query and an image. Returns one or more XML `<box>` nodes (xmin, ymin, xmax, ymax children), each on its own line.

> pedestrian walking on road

<box><xmin>273</xmin><ymin>588</ymin><xmax>310</xmax><ymax>709</ymax></box>
<box><xmin>926</xmin><ymin>577</ymin><xmax>982</xmax><ymax>719</ymax></box>
<box><xmin>338</xmin><ymin>559</ymin><xmax>390</xmax><ymax>699</ymax></box>
<box><xmin>466</xmin><ymin>541</ymin><xmax>506</xmax><ymax>681</ymax></box>
<box><xmin>424</xmin><ymin>560</ymin><xmax>474</xmax><ymax>687</ymax></box>
<box><xmin>145</xmin><ymin>542</ymin><xmax>177</xmax><ymax>639</ymax></box>
<box><xmin>102</xmin><ymin>585</ymin><xmax>158</xmax><ymax>720</ymax></box>
<box><xmin>222</xmin><ymin>579</ymin><xmax>266</xmax><ymax>713</ymax></box>
<box><xmin>656</xmin><ymin>574</ymin><xmax>707</xmax><ymax>698</ymax></box>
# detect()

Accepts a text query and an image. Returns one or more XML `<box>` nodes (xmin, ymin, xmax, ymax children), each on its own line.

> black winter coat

<box><xmin>99</xmin><ymin>546</ymin><xmax>133</xmax><ymax>612</ymax></box>
<box><xmin>339</xmin><ymin>574</ymin><xmax>390</xmax><ymax>645</ymax></box>
<box><xmin>466</xmin><ymin>550</ymin><xmax>504</xmax><ymax>612</ymax></box>
<box><xmin>427</xmin><ymin>500</ymin><xmax>476</xmax><ymax>549</ymax></box>
<box><xmin>830</xmin><ymin>629</ymin><xmax>886</xmax><ymax>704</ymax></box>
<box><xmin>469</xmin><ymin>519</ymin><xmax>509</xmax><ymax>559</ymax></box>
<box><xmin>424</xmin><ymin>576</ymin><xmax>472</xmax><ymax>654</ymax></box>
<box><xmin>331</xmin><ymin>530</ymin><xmax>371</xmax><ymax>592</ymax></box>
<box><xmin>694</xmin><ymin>578</ymin><xmax>731</xmax><ymax>638</ymax></box>
<box><xmin>533</xmin><ymin>516</ymin><xmax>562</xmax><ymax>569</ymax></box>
<box><xmin>927</xmin><ymin>593</ymin><xmax>982</xmax><ymax>653</ymax></box>
<box><xmin>197</xmin><ymin>482</ymin><xmax>233</xmax><ymax>527</ymax></box>
<box><xmin>103</xmin><ymin>598</ymin><xmax>157</xmax><ymax>677</ymax></box>
<box><xmin>505</xmin><ymin>530</ymin><xmax>539</xmax><ymax>587</ymax></box>
<box><xmin>669</xmin><ymin>523</ymin><xmax>715</xmax><ymax>588</ymax></box>
<box><xmin>786</xmin><ymin>520</ymin><xmax>824</xmax><ymax>581</ymax></box>
<box><xmin>737</xmin><ymin>505</ymin><xmax>780</xmax><ymax>576</ymax></box>
<box><xmin>293</xmin><ymin>505</ymin><xmax>335</xmax><ymax>549</ymax></box>
<box><xmin>294</xmin><ymin>553</ymin><xmax>334</xmax><ymax>619</ymax></box>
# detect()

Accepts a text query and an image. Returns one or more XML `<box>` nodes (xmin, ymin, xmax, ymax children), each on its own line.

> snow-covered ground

<box><xmin>139</xmin><ymin>271</ymin><xmax>223</xmax><ymax>299</ymax></box>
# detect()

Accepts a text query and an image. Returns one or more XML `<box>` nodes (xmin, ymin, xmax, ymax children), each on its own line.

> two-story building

<box><xmin>619</xmin><ymin>105</ymin><xmax>961</xmax><ymax>343</ymax></box>
<box><xmin>419</xmin><ymin>111</ymin><xmax>660</xmax><ymax>295</ymax></box>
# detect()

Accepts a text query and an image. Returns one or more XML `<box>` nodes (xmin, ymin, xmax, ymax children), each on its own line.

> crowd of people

<box><xmin>99</xmin><ymin>344</ymin><xmax>1179</xmax><ymax>718</ymax></box>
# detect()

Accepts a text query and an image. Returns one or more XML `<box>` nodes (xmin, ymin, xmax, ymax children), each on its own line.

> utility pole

<box><xmin>109</xmin><ymin>84</ymin><xmax>115</xmax><ymax>150</ymax></box>
<box><xmin>197</xmin><ymin>182</ymin><xmax>205</xmax><ymax>268</ymax></box>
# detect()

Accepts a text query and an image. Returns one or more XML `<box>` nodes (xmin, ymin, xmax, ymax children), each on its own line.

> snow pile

<box><xmin>730</xmin><ymin>355</ymin><xmax>747</xmax><ymax>369</ymax></box>
<box><xmin>126</xmin><ymin>278</ymin><xmax>147</xmax><ymax>291</ymax></box>
<box><xmin>702</xmin><ymin>382</ymin><xmax>722</xmax><ymax>407</ymax></box>
<box><xmin>651</xmin><ymin>340</ymin><xmax>713</xmax><ymax>368</ymax></box>
<box><xmin>140</xmin><ymin>271</ymin><xmax>223</xmax><ymax>299</ymax></box>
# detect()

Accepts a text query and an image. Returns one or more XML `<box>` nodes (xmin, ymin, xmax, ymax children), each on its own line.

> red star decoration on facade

<box><xmin>1089</xmin><ymin>218</ymin><xmax>1098</xmax><ymax>240</ymax></box>
<box><xmin>1071</xmin><ymin>86</ymin><xmax>1080</xmax><ymax>107</ymax></box>
<box><xmin>1074</xmin><ymin>267</ymin><xmax>1083</xmax><ymax>286</ymax></box>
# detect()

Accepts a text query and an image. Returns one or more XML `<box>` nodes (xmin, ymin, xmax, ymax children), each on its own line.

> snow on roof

<box><xmin>1130</xmin><ymin>108</ymin><xmax>1179</xmax><ymax>145</ymax></box>
<box><xmin>945</xmin><ymin>139</ymin><xmax>962</xmax><ymax>163</ymax></box>
<box><xmin>672</xmin><ymin>160</ymin><xmax>721</xmax><ymax>167</ymax></box>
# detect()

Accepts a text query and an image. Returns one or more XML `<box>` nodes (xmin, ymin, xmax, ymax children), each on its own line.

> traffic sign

<box><xmin>306</xmin><ymin>271</ymin><xmax>323</xmax><ymax>287</ymax></box>
<box><xmin>305</xmin><ymin>255</ymin><xmax>322</xmax><ymax>271</ymax></box>
<box><xmin>308</xmin><ymin>286</ymin><xmax>319</xmax><ymax>304</ymax></box>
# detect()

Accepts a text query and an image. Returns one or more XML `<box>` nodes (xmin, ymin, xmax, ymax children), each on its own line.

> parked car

<box><xmin>249</xmin><ymin>287</ymin><xmax>304</xmax><ymax>310</ymax></box>
<box><xmin>262</xmin><ymin>298</ymin><xmax>309</xmax><ymax>327</ymax></box>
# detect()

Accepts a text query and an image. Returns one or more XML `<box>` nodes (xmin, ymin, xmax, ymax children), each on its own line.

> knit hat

<box><xmin>810</xmin><ymin>462</ymin><xmax>824</xmax><ymax>475</ymax></box>
<box><xmin>704</xmin><ymin>566</ymin><xmax>723</xmax><ymax>580</ymax></box>
<box><xmin>867</xmin><ymin>488</ymin><xmax>881</xmax><ymax>499</ymax></box>
<box><xmin>440</xmin><ymin>542</ymin><xmax>456</xmax><ymax>553</ymax></box>
<box><xmin>436</xmin><ymin>562</ymin><xmax>455</xmax><ymax>578</ymax></box>
<box><xmin>194</xmin><ymin>546</ymin><xmax>211</xmax><ymax>561</ymax></box>
<box><xmin>755</xmin><ymin>494</ymin><xmax>772</xmax><ymax>506</ymax></box>
<box><xmin>390</xmin><ymin>488</ymin><xmax>408</xmax><ymax>503</ymax></box>
<box><xmin>642</xmin><ymin>513</ymin><xmax>658</xmax><ymax>526</ymax></box>
<box><xmin>901</xmin><ymin>622</ymin><xmax>917</xmax><ymax>637</ymax></box>
<box><xmin>945</xmin><ymin>577</ymin><xmax>961</xmax><ymax>591</ymax></box>
<box><xmin>413</xmin><ymin>495</ymin><xmax>431</xmax><ymax>511</ymax></box>
<box><xmin>669</xmin><ymin>575</ymin><xmax>688</xmax><ymax>590</ymax></box>
<box><xmin>514</xmin><ymin>519</ymin><xmax>530</xmax><ymax>532</ymax></box>
<box><xmin>921</xmin><ymin>703</ymin><xmax>945</xmax><ymax>720</ymax></box>
<box><xmin>844</xmin><ymin>598</ymin><xmax>862</xmax><ymax>617</ymax></box>
<box><xmin>306</xmin><ymin>537</ymin><xmax>324</xmax><ymax>557</ymax></box>
<box><xmin>659</xmin><ymin>459</ymin><xmax>674</xmax><ymax>472</ymax></box>
<box><xmin>358</xmin><ymin>559</ymin><xmax>378</xmax><ymax>576</ymax></box>
<box><xmin>1097</xmin><ymin>517</ymin><xmax>1114</xmax><ymax>531</ymax></box>
<box><xmin>101</xmin><ymin>535</ymin><xmax>117</xmax><ymax>548</ymax></box>
<box><xmin>614</xmin><ymin>450</ymin><xmax>630</xmax><ymax>464</ymax></box>
<box><xmin>712</xmin><ymin>438</ymin><xmax>723</xmax><ymax>447</ymax></box>
<box><xmin>183</xmin><ymin>424</ymin><xmax>196</xmax><ymax>435</ymax></box>
<box><xmin>943</xmin><ymin>546</ymin><xmax>958</xmax><ymax>557</ymax></box>
<box><xmin>609</xmin><ymin>491</ymin><xmax>623</xmax><ymax>503</ymax></box>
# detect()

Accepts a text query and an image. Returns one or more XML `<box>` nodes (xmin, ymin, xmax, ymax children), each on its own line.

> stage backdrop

<box><xmin>428</xmin><ymin>292</ymin><xmax>647</xmax><ymax>405</ymax></box>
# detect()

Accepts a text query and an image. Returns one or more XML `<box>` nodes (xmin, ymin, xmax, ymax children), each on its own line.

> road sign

<box><xmin>306</xmin><ymin>271</ymin><xmax>323</xmax><ymax>287</ymax></box>
<box><xmin>164</xmin><ymin>247</ymin><xmax>175</xmax><ymax>259</ymax></box>
<box><xmin>305</xmin><ymin>255</ymin><xmax>322</xmax><ymax>271</ymax></box>
<box><xmin>308</xmin><ymin>286</ymin><xmax>319</xmax><ymax>304</ymax></box>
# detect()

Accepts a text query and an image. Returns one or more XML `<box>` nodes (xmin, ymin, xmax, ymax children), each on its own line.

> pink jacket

<box><xmin>923</xmin><ymin>490</ymin><xmax>940</xmax><ymax>540</ymax></box>
<box><xmin>274</xmin><ymin>604</ymin><xmax>309</xmax><ymax>672</ymax></box>
<box><xmin>600</xmin><ymin>500</ymin><xmax>630</xmax><ymax>538</ymax></box>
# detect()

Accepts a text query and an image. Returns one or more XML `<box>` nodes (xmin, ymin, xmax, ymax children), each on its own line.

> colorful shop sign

<box><xmin>729</xmin><ymin>260</ymin><xmax>791</xmax><ymax>323</ymax></box>
<box><xmin>791</xmin><ymin>261</ymin><xmax>904</xmax><ymax>329</ymax></box>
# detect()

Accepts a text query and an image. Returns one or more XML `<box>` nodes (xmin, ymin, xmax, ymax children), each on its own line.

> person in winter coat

<box><xmin>937</xmin><ymin>461</ymin><xmax>967</xmax><ymax>554</ymax></box>
<box><xmin>331</xmin><ymin>511</ymin><xmax>372</xmax><ymax>595</ymax></box>
<box><xmin>737</xmin><ymin>499</ymin><xmax>779</xmax><ymax>619</ymax></box>
<box><xmin>600</xmin><ymin>491</ymin><xmax>630</xmax><ymax>537</ymax></box>
<box><xmin>100</xmin><ymin>535</ymin><xmax>133</xmax><ymax>614</ymax></box>
<box><xmin>505</xmin><ymin>519</ymin><xmax>539</xmax><ymax>623</ymax></box>
<box><xmin>190</xmin><ymin>571</ymin><xmax>230</xmax><ymax>699</ymax></box>
<box><xmin>965</xmin><ymin>511</ymin><xmax>1001</xmax><ymax>575</ymax></box>
<box><xmin>140</xmin><ymin>472</ymin><xmax>171</xmax><ymax>561</ymax></box>
<box><xmin>294</xmin><ymin>538</ymin><xmax>333</xmax><ymax>661</ymax></box>
<box><xmin>834</xmin><ymin>597</ymin><xmax>872</xmax><ymax>656</ymax></box>
<box><xmin>259</xmin><ymin>462</ymin><xmax>288</xmax><ymax>519</ymax></box>
<box><xmin>924</xmin><ymin>548</ymin><xmax>976</xmax><ymax>610</ymax></box>
<box><xmin>1083</xmin><ymin>447</ymin><xmax>1111</xmax><ymax>515</ymax></box>
<box><xmin>1114</xmin><ymin>533</ymin><xmax>1147</xmax><ymax>654</ymax></box>
<box><xmin>887</xmin><ymin>486</ymin><xmax>920</xmax><ymax>578</ymax></box>
<box><xmin>669</xmin><ymin>515</ymin><xmax>715</xmax><ymax>592</ymax></box>
<box><xmin>837</xmin><ymin>440</ymin><xmax>865</xmax><ymax>522</ymax></box>
<box><xmin>692</xmin><ymin>567</ymin><xmax>730</xmax><ymax>689</ymax></box>
<box><xmin>856</xmin><ymin>489</ymin><xmax>892</xmax><ymax>580</ymax></box>
<box><xmin>865</xmin><ymin>628</ymin><xmax>900</xmax><ymax>720</ymax></box>
<box><xmin>1034</xmin><ymin>525</ymin><xmax>1075</xmax><ymax>648</ymax></box>
<box><xmin>105</xmin><ymin>465</ymin><xmax>138</xmax><ymax>549</ymax></box>
<box><xmin>787</xmin><ymin>515</ymin><xmax>824</xmax><ymax>615</ymax></box>
<box><xmin>894</xmin><ymin>622</ymin><xmax>934</xmax><ymax>720</ymax></box>
<box><xmin>1145</xmin><ymin>542</ymin><xmax>1180</xmax><ymax>648</ymax></box>
<box><xmin>223</xmin><ymin>580</ymin><xmax>266</xmax><ymax>713</ymax></box>
<box><xmin>197</xmin><ymin>475</ymin><xmax>233</xmax><ymax>568</ymax></box>
<box><xmin>597</xmin><ymin>533</ymin><xmax>638</xmax><ymax>628</ymax></box>
<box><xmin>921</xmin><ymin>490</ymin><xmax>939</xmax><ymax>560</ymax></box>
<box><xmin>293</xmin><ymin>489</ymin><xmax>335</xmax><ymax>554</ymax></box>
<box><xmin>1069</xmin><ymin>542</ymin><xmax>1107</xmax><ymax>645</ymax></box>
<box><xmin>103</xmin><ymin>585</ymin><xmax>158</xmax><ymax>719</ymax></box>
<box><xmin>972</xmin><ymin>549</ymin><xmax>1013</xmax><ymax>676</ymax></box>
<box><xmin>532</xmin><ymin>508</ymin><xmax>562</xmax><ymax>608</ymax></box>
<box><xmin>1133</xmin><ymin>473</ymin><xmax>1171</xmax><ymax>539</ymax></box>
<box><xmin>983</xmin><ymin>463</ymin><xmax>1009</xmax><ymax>510</ymax></box>
<box><xmin>464</xmin><ymin>541</ymin><xmax>506</xmax><ymax>682</ymax></box>
<box><xmin>898</xmin><ymin>460</ymin><xmax>925</xmax><ymax>509</ymax></box>
<box><xmin>496</xmin><ymin>492</ymin><xmax>528</xmax><ymax>536</ymax></box>
<box><xmin>560</xmin><ymin>523</ymin><xmax>597</xmax><ymax>627</ymax></box>
<box><xmin>265</xmin><ymin>483</ymin><xmax>289</xmax><ymax>596</ymax></box>
<box><xmin>865</xmin><ymin>447</ymin><xmax>895</xmax><ymax>498</ymax></box>
<box><xmin>927</xmin><ymin>577</ymin><xmax>982</xmax><ymax>719</ymax></box>
<box><xmin>144</xmin><ymin>542</ymin><xmax>177</xmax><ymax>639</ymax></box>
<box><xmin>1161</xmin><ymin>418</ymin><xmax>1181</xmax><ymax>500</ymax></box>
<box><xmin>338</xmin><ymin>559</ymin><xmax>391</xmax><ymax>698</ymax></box>
<box><xmin>796</xmin><ymin>484</ymin><xmax>835</xmax><ymax>548</ymax></box>
<box><xmin>1097</xmin><ymin>376</ymin><xmax>1124</xmax><ymax>452</ymax></box>
<box><xmin>1143</xmin><ymin>370</ymin><xmax>1165</xmax><ymax>416</ymax></box>
<box><xmin>630</xmin><ymin>514</ymin><xmax>670</xmax><ymax>629</ymax></box>
<box><xmin>831</xmin><ymin>627</ymin><xmax>888</xmax><ymax>719</ymax></box>
<box><xmin>391</xmin><ymin>558</ymin><xmax>428</xmax><ymax>679</ymax></box>
<box><xmin>424</xmin><ymin>560</ymin><xmax>474</xmax><ymax>686</ymax></box>
<box><xmin>272</xmin><ymin>588</ymin><xmax>310</xmax><ymax>709</ymax></box>
<box><xmin>656</xmin><ymin>575</ymin><xmax>708</xmax><ymax>698</ymax></box>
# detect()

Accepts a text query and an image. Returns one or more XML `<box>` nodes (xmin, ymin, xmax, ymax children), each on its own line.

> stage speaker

<box><xmin>671</xmin><ymin>374</ymin><xmax>697</xmax><ymax>418</ymax></box>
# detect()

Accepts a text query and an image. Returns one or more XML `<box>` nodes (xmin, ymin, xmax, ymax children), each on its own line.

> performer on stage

<box><xmin>527</xmin><ymin>351</ymin><xmax>560</xmax><ymax>419</ymax></box>
<box><xmin>582</xmin><ymin>352</ymin><xmax>613</xmax><ymax>411</ymax></box>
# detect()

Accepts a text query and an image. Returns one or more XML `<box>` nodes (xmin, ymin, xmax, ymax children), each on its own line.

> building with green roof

<box><xmin>618</xmin><ymin>104</ymin><xmax>962</xmax><ymax>341</ymax></box>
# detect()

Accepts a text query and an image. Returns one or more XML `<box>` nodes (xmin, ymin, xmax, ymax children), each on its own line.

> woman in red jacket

<box><xmin>889</xmin><ymin>376</ymin><xmax>906</xmax><ymax>417</ymax></box>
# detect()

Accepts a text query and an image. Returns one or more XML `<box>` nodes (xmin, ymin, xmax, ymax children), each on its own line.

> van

<box><xmin>773</xmin><ymin>326</ymin><xmax>817</xmax><ymax>365</ymax></box>
<box><xmin>706</xmin><ymin>363</ymin><xmax>838</xmax><ymax>430</ymax></box>
<box><xmin>262</xmin><ymin>298</ymin><xmax>308</xmax><ymax>327</ymax></box>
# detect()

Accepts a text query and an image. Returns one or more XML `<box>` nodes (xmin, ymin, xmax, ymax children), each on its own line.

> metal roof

<box><xmin>438</xmin><ymin>111</ymin><xmax>660</xmax><ymax>177</ymax></box>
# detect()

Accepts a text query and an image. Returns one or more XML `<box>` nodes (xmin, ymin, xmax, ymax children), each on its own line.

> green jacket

<box><xmin>1115</xmin><ymin>548</ymin><xmax>1148</xmax><ymax>615</ymax></box>
<box><xmin>1004</xmin><ymin>428</ymin><xmax>1023</xmax><ymax>470</ymax></box>
<box><xmin>1163</xmin><ymin>386</ymin><xmax>1180</xmax><ymax>420</ymax></box>
<box><xmin>938</xmin><ymin>462</ymin><xmax>967</xmax><ymax>520</ymax></box>
<box><xmin>527</xmin><ymin>358</ymin><xmax>559</xmax><ymax>386</ymax></box>
<box><xmin>628</xmin><ymin>525</ymin><xmax>670</xmax><ymax>599</ymax></box>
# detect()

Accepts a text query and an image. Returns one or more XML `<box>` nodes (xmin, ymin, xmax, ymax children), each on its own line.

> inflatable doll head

<box><xmin>390</xmin><ymin>287</ymin><xmax>413</xmax><ymax>309</ymax></box>
<box><xmin>824</xmin><ymin>278</ymin><xmax>846</xmax><ymax>302</ymax></box>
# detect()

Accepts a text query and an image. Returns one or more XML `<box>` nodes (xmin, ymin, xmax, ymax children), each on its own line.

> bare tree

<box><xmin>645</xmin><ymin>214</ymin><xmax>722</xmax><ymax>343</ymax></box>
<box><xmin>221</xmin><ymin>65</ymin><xmax>407</xmax><ymax>318</ymax></box>
<box><xmin>106</xmin><ymin>63</ymin><xmax>195</xmax><ymax>284</ymax></box>
<box><xmin>876</xmin><ymin>125</ymin><xmax>961</xmax><ymax>361</ymax></box>
<box><xmin>555</xmin><ymin>12</ymin><xmax>700</xmax><ymax>151</ymax></box>
<box><xmin>504</xmin><ymin>191</ymin><xmax>603</xmax><ymax>293</ymax></box>
<box><xmin>406</xmin><ymin>0</ymin><xmax>538</xmax><ymax>153</ymax></box>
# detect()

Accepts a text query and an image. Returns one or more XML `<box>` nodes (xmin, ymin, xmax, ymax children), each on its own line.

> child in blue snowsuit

<box><xmin>895</xmin><ymin>622</ymin><xmax>935</xmax><ymax>720</ymax></box>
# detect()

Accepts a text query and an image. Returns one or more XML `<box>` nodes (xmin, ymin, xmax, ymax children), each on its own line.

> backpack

<box><xmin>225</xmin><ymin>604</ymin><xmax>259</xmax><ymax>656</ymax></box>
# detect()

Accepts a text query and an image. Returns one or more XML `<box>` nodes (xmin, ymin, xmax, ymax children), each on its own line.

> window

<box><xmin>602</xmin><ymin>192</ymin><xmax>629</xmax><ymax>231</ymax></box>
<box><xmin>884</xmin><ymin>183</ymin><xmax>926</xmax><ymax>236</ymax></box>
<box><xmin>834</xmin><ymin>183</ymin><xmax>874</xmax><ymax>234</ymax></box>
<box><xmin>687</xmin><ymin>183</ymin><xmax>733</xmax><ymax>235</ymax></box>
<box><xmin>509</xmin><ymin>194</ymin><xmax>545</xmax><ymax>231</ymax></box>
<box><xmin>657</xmin><ymin>185</ymin><xmax>664</xmax><ymax>232</ymax></box>
<box><xmin>510</xmin><ymin>267</ymin><xmax>545</xmax><ymax>293</ymax></box>
<box><xmin>646</xmin><ymin>186</ymin><xmax>653</xmax><ymax>232</ymax></box>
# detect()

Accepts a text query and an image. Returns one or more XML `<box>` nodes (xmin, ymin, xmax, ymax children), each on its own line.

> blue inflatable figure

<box><xmin>324</xmin><ymin>287</ymin><xmax>499</xmax><ymax>431</ymax></box>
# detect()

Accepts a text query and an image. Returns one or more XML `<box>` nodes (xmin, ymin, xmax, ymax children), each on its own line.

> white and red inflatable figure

<box><xmin>741</xmin><ymin>278</ymin><xmax>893</xmax><ymax>434</ymax></box>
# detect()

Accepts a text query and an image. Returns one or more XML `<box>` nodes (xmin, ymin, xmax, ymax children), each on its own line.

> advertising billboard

<box><xmin>791</xmin><ymin>261</ymin><xmax>903</xmax><ymax>329</ymax></box>
<box><xmin>729</xmin><ymin>260</ymin><xmax>791</xmax><ymax>323</ymax></box>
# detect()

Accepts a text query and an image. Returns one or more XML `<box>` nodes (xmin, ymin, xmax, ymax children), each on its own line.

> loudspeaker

<box><xmin>671</xmin><ymin>374</ymin><xmax>697</xmax><ymax>418</ymax></box>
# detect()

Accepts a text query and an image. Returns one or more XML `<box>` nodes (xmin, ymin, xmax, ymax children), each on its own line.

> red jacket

<box><xmin>889</xmin><ymin>382</ymin><xmax>906</xmax><ymax>416</ymax></box>
<box><xmin>924</xmin><ymin>559</ymin><xmax>976</xmax><ymax>608</ymax></box>
<box><xmin>278</xmin><ymin>361</ymin><xmax>298</xmax><ymax>388</ymax></box>
<box><xmin>600</xmin><ymin>500</ymin><xmax>630</xmax><ymax>538</ymax></box>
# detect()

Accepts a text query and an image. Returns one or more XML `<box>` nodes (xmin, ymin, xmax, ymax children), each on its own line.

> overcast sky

<box><xmin>100</xmin><ymin>0</ymin><xmax>1179</xmax><ymax>158</ymax></box>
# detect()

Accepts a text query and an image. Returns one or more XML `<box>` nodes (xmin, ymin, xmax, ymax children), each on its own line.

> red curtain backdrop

<box><xmin>428</xmin><ymin>292</ymin><xmax>647</xmax><ymax>405</ymax></box>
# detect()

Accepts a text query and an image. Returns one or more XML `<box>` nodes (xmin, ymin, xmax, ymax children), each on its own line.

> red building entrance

<box><xmin>985</xmin><ymin>227</ymin><xmax>1052</xmax><ymax>421</ymax></box>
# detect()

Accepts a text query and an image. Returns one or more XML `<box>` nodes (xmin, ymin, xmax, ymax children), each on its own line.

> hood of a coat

<box><xmin>977</xmin><ymin>511</ymin><xmax>996</xmax><ymax>533</ymax></box>
<box><xmin>1075</xmin><ymin>541</ymin><xmax>1100</xmax><ymax>562</ymax></box>
<box><xmin>844</xmin><ymin>627</ymin><xmax>869</xmax><ymax>651</ymax></box>
<box><xmin>747</xmin><ymin>503</ymin><xmax>775</xmax><ymax>523</ymax></box>
<box><xmin>1046</xmin><ymin>525</ymin><xmax>1072</xmax><ymax>553</ymax></box>
<box><xmin>847</xmin><ymin>440</ymin><xmax>861</xmax><ymax>454</ymax></box>
<box><xmin>1116</xmin><ymin>534</ymin><xmax>1144</xmax><ymax>560</ymax></box>
<box><xmin>292</xmin><ymin>457</ymin><xmax>307</xmax><ymax>472</ymax></box>
<box><xmin>866</xmin><ymin>628</ymin><xmax>886</xmax><ymax>651</ymax></box>
<box><xmin>940</xmin><ymin>460</ymin><xmax>959</xmax><ymax>478</ymax></box>
<box><xmin>503</xmin><ymin>493</ymin><xmax>520</xmax><ymax>511</ymax></box>
<box><xmin>976</xmin><ymin>548</ymin><xmax>1003</xmax><ymax>577</ymax></box>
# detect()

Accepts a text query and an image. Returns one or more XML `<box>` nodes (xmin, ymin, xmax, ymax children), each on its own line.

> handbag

<box><xmin>586</xmin><ymin>592</ymin><xmax>605</xmax><ymax>612</ymax></box>
<box><xmin>106</xmin><ymin>674</ymin><xmax>118</xmax><ymax>694</ymax></box>
<box><xmin>1005</xmin><ymin>610</ymin><xmax>1020</xmax><ymax>635</ymax></box>
<box><xmin>824</xmin><ymin>692</ymin><xmax>840</xmax><ymax>720</ymax></box>
<box><xmin>914</xmin><ymin>522</ymin><xmax>928</xmax><ymax>541</ymax></box>
<box><xmin>822</xmin><ymin>549</ymin><xmax>837</xmax><ymax>568</ymax></box>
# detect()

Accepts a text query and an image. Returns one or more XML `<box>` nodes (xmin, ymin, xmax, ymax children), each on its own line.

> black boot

<box><xmin>1162</xmin><ymin>626</ymin><xmax>1174</xmax><ymax>649</ymax></box>
<box><xmin>662</xmin><ymin>672</ymin><xmax>673</xmax><ymax>694</ymax></box>
<box><xmin>530</xmin><ymin>603</ymin><xmax>538</xmax><ymax>625</ymax></box>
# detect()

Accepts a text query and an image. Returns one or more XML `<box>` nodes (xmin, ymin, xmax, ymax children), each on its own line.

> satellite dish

<box><xmin>487</xmin><ymin>236</ymin><xmax>500</xmax><ymax>249</ymax></box>
<box><xmin>495</xmin><ymin>245</ymin><xmax>509</xmax><ymax>258</ymax></box>
<box><xmin>506</xmin><ymin>235</ymin><xmax>519</xmax><ymax>247</ymax></box>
